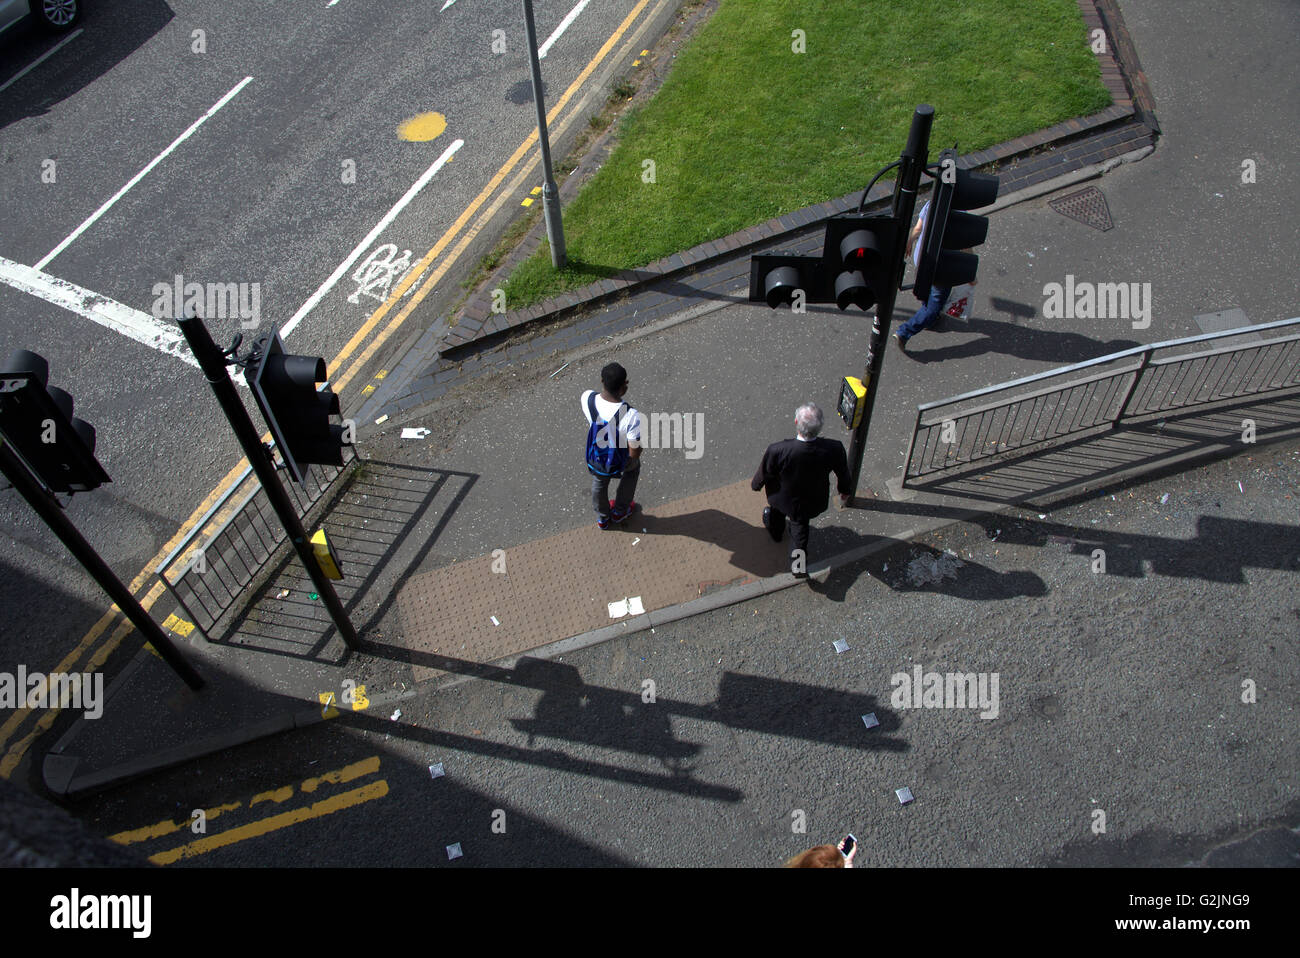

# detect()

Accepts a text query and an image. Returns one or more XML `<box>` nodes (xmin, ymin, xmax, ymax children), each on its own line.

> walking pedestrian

<box><xmin>582</xmin><ymin>362</ymin><xmax>642</xmax><ymax>530</ymax></box>
<box><xmin>751</xmin><ymin>402</ymin><xmax>851</xmax><ymax>576</ymax></box>
<box><xmin>894</xmin><ymin>198</ymin><xmax>958</xmax><ymax>353</ymax></box>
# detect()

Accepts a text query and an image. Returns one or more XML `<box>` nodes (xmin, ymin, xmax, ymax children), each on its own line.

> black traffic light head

<box><xmin>0</xmin><ymin>349</ymin><xmax>110</xmax><ymax>494</ymax></box>
<box><xmin>914</xmin><ymin>148</ymin><xmax>999</xmax><ymax>303</ymax></box>
<box><xmin>246</xmin><ymin>331</ymin><xmax>346</xmax><ymax>485</ymax></box>
<box><xmin>748</xmin><ymin>215</ymin><xmax>901</xmax><ymax>312</ymax></box>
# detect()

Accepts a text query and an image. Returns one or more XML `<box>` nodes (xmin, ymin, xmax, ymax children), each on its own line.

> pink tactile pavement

<box><xmin>396</xmin><ymin>480</ymin><xmax>789</xmax><ymax>681</ymax></box>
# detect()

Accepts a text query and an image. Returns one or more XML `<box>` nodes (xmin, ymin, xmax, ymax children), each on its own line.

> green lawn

<box><xmin>501</xmin><ymin>0</ymin><xmax>1111</xmax><ymax>309</ymax></box>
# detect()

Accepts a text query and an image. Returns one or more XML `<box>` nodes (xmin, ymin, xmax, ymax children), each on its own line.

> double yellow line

<box><xmin>108</xmin><ymin>756</ymin><xmax>386</xmax><ymax>865</ymax></box>
<box><xmin>0</xmin><ymin>0</ymin><xmax>657</xmax><ymax>776</ymax></box>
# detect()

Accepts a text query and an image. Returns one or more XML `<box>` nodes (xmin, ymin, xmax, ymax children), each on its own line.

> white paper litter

<box><xmin>833</xmin><ymin>639</ymin><xmax>850</xmax><ymax>654</ymax></box>
<box><xmin>391</xmin><ymin>709</ymin><xmax>402</xmax><ymax>721</ymax></box>
<box><xmin>627</xmin><ymin>596</ymin><xmax>645</xmax><ymax>615</ymax></box>
<box><xmin>446</xmin><ymin>843</ymin><xmax>463</xmax><ymax>860</ymax></box>
<box><xmin>374</xmin><ymin>415</ymin><xmax>389</xmax><ymax>425</ymax></box>
<box><xmin>608</xmin><ymin>599</ymin><xmax>628</xmax><ymax>619</ymax></box>
<box><xmin>401</xmin><ymin>427</ymin><xmax>430</xmax><ymax>439</ymax></box>
<box><xmin>429</xmin><ymin>763</ymin><xmax>445</xmax><ymax>779</ymax></box>
<box><xmin>896</xmin><ymin>787</ymin><xmax>914</xmax><ymax>805</ymax></box>
<box><xmin>631</xmin><ymin>538</ymin><xmax>640</xmax><ymax>546</ymax></box>
<box><xmin>862</xmin><ymin>713</ymin><xmax>879</xmax><ymax>729</ymax></box>
<box><xmin>490</xmin><ymin>615</ymin><xmax>499</xmax><ymax>626</ymax></box>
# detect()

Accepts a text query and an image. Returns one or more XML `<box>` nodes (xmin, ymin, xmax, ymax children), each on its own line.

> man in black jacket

<box><xmin>751</xmin><ymin>402</ymin><xmax>852</xmax><ymax>575</ymax></box>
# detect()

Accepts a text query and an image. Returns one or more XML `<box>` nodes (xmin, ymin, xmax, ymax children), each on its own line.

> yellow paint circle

<box><xmin>397</xmin><ymin>112</ymin><xmax>447</xmax><ymax>142</ymax></box>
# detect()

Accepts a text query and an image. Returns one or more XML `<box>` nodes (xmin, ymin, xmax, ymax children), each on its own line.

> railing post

<box><xmin>1112</xmin><ymin>348</ymin><xmax>1153</xmax><ymax>427</ymax></box>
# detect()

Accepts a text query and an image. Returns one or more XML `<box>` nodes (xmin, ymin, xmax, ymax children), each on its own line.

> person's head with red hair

<box><xmin>784</xmin><ymin>842</ymin><xmax>856</xmax><ymax>868</ymax></box>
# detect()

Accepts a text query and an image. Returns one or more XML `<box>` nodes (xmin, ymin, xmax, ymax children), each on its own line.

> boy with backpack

<box><xmin>582</xmin><ymin>362</ymin><xmax>642</xmax><ymax>529</ymax></box>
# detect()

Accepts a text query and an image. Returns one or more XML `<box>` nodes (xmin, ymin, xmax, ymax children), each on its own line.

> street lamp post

<box><xmin>523</xmin><ymin>0</ymin><xmax>567</xmax><ymax>269</ymax></box>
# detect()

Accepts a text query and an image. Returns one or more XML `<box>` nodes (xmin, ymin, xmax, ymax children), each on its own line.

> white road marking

<box><xmin>441</xmin><ymin>0</ymin><xmax>459</xmax><ymax>11</ymax></box>
<box><xmin>280</xmin><ymin>138</ymin><xmax>464</xmax><ymax>339</ymax></box>
<box><xmin>538</xmin><ymin>0</ymin><xmax>591</xmax><ymax>59</ymax></box>
<box><xmin>0</xmin><ymin>256</ymin><xmax>201</xmax><ymax>371</ymax></box>
<box><xmin>34</xmin><ymin>76</ymin><xmax>255</xmax><ymax>272</ymax></box>
<box><xmin>0</xmin><ymin>29</ymin><xmax>83</xmax><ymax>96</ymax></box>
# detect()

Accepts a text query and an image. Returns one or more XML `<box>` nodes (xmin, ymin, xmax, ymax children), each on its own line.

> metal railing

<box><xmin>902</xmin><ymin>317</ymin><xmax>1300</xmax><ymax>484</ymax></box>
<box><xmin>155</xmin><ymin>445</ymin><xmax>355</xmax><ymax>640</ymax></box>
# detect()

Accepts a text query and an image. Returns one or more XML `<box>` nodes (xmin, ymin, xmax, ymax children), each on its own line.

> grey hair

<box><xmin>794</xmin><ymin>402</ymin><xmax>823</xmax><ymax>439</ymax></box>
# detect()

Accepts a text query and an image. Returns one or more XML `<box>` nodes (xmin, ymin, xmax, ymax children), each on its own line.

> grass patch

<box><xmin>503</xmin><ymin>0</ymin><xmax>1112</xmax><ymax>308</ymax></box>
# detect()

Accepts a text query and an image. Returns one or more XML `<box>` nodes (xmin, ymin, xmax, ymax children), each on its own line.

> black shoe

<box><xmin>762</xmin><ymin>507</ymin><xmax>784</xmax><ymax>543</ymax></box>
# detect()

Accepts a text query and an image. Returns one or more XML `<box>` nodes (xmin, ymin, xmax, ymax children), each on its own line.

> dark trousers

<box><xmin>766</xmin><ymin>506</ymin><xmax>811</xmax><ymax>571</ymax></box>
<box><xmin>592</xmin><ymin>459</ymin><xmax>640</xmax><ymax>519</ymax></box>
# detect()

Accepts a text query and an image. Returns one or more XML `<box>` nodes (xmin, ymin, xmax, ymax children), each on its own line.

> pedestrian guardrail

<box><xmin>902</xmin><ymin>317</ymin><xmax>1300</xmax><ymax>484</ymax></box>
<box><xmin>155</xmin><ymin>445</ymin><xmax>356</xmax><ymax>640</ymax></box>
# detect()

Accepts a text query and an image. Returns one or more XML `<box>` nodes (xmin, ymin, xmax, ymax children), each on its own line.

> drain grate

<box><xmin>1048</xmin><ymin>185</ymin><xmax>1114</xmax><ymax>231</ymax></box>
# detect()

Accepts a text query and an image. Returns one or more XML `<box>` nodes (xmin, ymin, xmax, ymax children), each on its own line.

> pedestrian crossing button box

<box><xmin>838</xmin><ymin>376</ymin><xmax>866</xmax><ymax>429</ymax></box>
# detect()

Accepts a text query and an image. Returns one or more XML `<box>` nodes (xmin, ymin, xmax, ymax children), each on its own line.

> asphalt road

<box><xmin>0</xmin><ymin>0</ymin><xmax>659</xmax><ymax>683</ymax></box>
<box><xmin>70</xmin><ymin>440</ymin><xmax>1299</xmax><ymax>867</ymax></box>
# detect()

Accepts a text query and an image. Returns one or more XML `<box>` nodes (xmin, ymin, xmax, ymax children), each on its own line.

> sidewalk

<box><xmin>41</xmin><ymin>0</ymin><xmax>1300</xmax><ymax>798</ymax></box>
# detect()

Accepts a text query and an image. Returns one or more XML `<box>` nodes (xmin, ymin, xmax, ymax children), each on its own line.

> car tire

<box><xmin>30</xmin><ymin>0</ymin><xmax>80</xmax><ymax>33</ymax></box>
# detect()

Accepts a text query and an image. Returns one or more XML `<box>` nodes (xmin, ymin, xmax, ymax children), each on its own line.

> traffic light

<box><xmin>749</xmin><ymin>215</ymin><xmax>901</xmax><ymax>312</ymax></box>
<box><xmin>913</xmin><ymin>148</ymin><xmax>999</xmax><ymax>303</ymax></box>
<box><xmin>246</xmin><ymin>331</ymin><xmax>346</xmax><ymax>484</ymax></box>
<box><xmin>0</xmin><ymin>350</ymin><xmax>110</xmax><ymax>494</ymax></box>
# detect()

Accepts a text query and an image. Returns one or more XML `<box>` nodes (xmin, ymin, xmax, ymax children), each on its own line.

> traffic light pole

<box><xmin>178</xmin><ymin>316</ymin><xmax>359</xmax><ymax>651</ymax></box>
<box><xmin>0</xmin><ymin>441</ymin><xmax>205</xmax><ymax>691</ymax></box>
<box><xmin>844</xmin><ymin>104</ymin><xmax>933</xmax><ymax>495</ymax></box>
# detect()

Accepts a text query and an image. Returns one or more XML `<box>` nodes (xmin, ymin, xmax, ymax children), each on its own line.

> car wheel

<box><xmin>30</xmin><ymin>0</ymin><xmax>80</xmax><ymax>33</ymax></box>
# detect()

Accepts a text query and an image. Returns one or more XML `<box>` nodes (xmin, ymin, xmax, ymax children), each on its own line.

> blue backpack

<box><xmin>585</xmin><ymin>392</ymin><xmax>629</xmax><ymax>477</ymax></box>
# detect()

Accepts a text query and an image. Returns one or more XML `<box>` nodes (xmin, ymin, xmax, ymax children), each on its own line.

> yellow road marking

<box><xmin>149</xmin><ymin>780</ymin><xmax>389</xmax><ymax>865</ymax></box>
<box><xmin>302</xmin><ymin>755</ymin><xmax>381</xmax><ymax>792</ymax></box>
<box><xmin>397</xmin><ymin>111</ymin><xmax>447</xmax><ymax>142</ymax></box>
<box><xmin>2</xmin><ymin>0</ymin><xmax>655</xmax><ymax>771</ymax></box>
<box><xmin>250</xmin><ymin>785</ymin><xmax>294</xmax><ymax>806</ymax></box>
<box><xmin>108</xmin><ymin>801</ymin><xmax>242</xmax><ymax>846</ymax></box>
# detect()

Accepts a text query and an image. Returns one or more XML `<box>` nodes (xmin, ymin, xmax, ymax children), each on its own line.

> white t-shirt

<box><xmin>581</xmin><ymin>390</ymin><xmax>641</xmax><ymax>446</ymax></box>
<box><xmin>912</xmin><ymin>200</ymin><xmax>930</xmax><ymax>268</ymax></box>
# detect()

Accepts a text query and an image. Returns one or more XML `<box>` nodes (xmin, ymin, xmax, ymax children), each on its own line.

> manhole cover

<box><xmin>1048</xmin><ymin>186</ymin><xmax>1114</xmax><ymax>231</ymax></box>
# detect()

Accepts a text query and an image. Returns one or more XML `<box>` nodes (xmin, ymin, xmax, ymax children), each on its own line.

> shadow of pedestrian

<box><xmin>636</xmin><ymin>508</ymin><xmax>789</xmax><ymax>578</ymax></box>
<box><xmin>904</xmin><ymin>315</ymin><xmax>1140</xmax><ymax>365</ymax></box>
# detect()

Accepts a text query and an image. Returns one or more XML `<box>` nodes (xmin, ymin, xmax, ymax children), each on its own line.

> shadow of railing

<box><xmin>216</xmin><ymin>461</ymin><xmax>476</xmax><ymax>662</ymax></box>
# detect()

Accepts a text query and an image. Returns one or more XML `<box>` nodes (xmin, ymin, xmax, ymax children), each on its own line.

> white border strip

<box><xmin>280</xmin><ymin>137</ymin><xmax>464</xmax><ymax>339</ymax></box>
<box><xmin>34</xmin><ymin>76</ymin><xmax>255</xmax><ymax>271</ymax></box>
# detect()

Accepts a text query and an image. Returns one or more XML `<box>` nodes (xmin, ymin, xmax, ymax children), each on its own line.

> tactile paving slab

<box><xmin>396</xmin><ymin>480</ymin><xmax>789</xmax><ymax>681</ymax></box>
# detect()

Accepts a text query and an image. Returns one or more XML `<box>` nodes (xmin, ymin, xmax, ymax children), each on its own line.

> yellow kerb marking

<box><xmin>162</xmin><ymin>613</ymin><xmax>195</xmax><ymax>637</ymax></box>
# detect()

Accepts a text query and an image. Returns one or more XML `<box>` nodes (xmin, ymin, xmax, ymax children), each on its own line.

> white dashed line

<box><xmin>34</xmin><ymin>76</ymin><xmax>254</xmax><ymax>271</ymax></box>
<box><xmin>0</xmin><ymin>29</ymin><xmax>83</xmax><ymax>96</ymax></box>
<box><xmin>538</xmin><ymin>0</ymin><xmax>591</xmax><ymax>59</ymax></box>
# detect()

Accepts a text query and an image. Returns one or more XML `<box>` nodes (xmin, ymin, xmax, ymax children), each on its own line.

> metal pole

<box><xmin>0</xmin><ymin>442</ymin><xmax>205</xmax><ymax>690</ymax></box>
<box><xmin>845</xmin><ymin>104</ymin><xmax>933</xmax><ymax>494</ymax></box>
<box><xmin>177</xmin><ymin>315</ymin><xmax>359</xmax><ymax>651</ymax></box>
<box><xmin>523</xmin><ymin>0</ymin><xmax>567</xmax><ymax>269</ymax></box>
